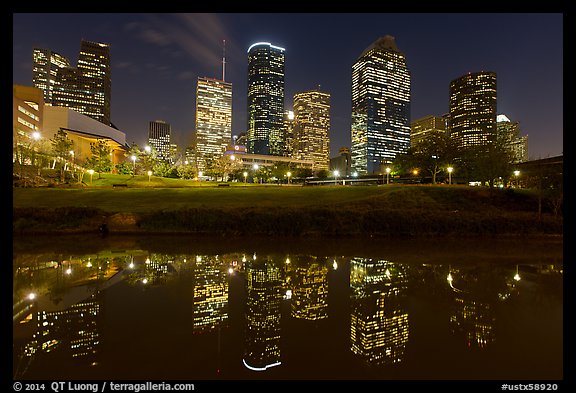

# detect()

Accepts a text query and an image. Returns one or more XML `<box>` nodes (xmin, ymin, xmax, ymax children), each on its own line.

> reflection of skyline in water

<box><xmin>12</xmin><ymin>246</ymin><xmax>563</xmax><ymax>379</ymax></box>
<box><xmin>350</xmin><ymin>259</ymin><xmax>409</xmax><ymax>366</ymax></box>
<box><xmin>193</xmin><ymin>255</ymin><xmax>228</xmax><ymax>333</ymax></box>
<box><xmin>287</xmin><ymin>256</ymin><xmax>328</xmax><ymax>321</ymax></box>
<box><xmin>243</xmin><ymin>257</ymin><xmax>283</xmax><ymax>371</ymax></box>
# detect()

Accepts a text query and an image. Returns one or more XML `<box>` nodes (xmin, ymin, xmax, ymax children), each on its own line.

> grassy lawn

<box><xmin>13</xmin><ymin>182</ymin><xmax>397</xmax><ymax>213</ymax></box>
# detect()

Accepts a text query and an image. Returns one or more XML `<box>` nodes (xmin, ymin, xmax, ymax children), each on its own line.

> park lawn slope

<box><xmin>13</xmin><ymin>185</ymin><xmax>562</xmax><ymax>237</ymax></box>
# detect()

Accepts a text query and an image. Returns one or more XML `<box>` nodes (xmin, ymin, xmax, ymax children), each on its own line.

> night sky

<box><xmin>12</xmin><ymin>13</ymin><xmax>563</xmax><ymax>160</ymax></box>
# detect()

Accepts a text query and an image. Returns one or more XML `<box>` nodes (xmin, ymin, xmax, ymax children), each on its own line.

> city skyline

<box><xmin>12</xmin><ymin>13</ymin><xmax>563</xmax><ymax>160</ymax></box>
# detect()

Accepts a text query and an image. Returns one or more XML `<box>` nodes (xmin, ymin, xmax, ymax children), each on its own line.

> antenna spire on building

<box><xmin>222</xmin><ymin>39</ymin><xmax>226</xmax><ymax>81</ymax></box>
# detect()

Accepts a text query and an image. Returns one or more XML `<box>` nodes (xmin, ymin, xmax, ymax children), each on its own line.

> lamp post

<box><xmin>243</xmin><ymin>171</ymin><xmax>248</xmax><ymax>184</ymax></box>
<box><xmin>87</xmin><ymin>169</ymin><xmax>94</xmax><ymax>185</ymax></box>
<box><xmin>333</xmin><ymin>170</ymin><xmax>339</xmax><ymax>185</ymax></box>
<box><xmin>447</xmin><ymin>166</ymin><xmax>453</xmax><ymax>185</ymax></box>
<box><xmin>287</xmin><ymin>171</ymin><xmax>291</xmax><ymax>185</ymax></box>
<box><xmin>253</xmin><ymin>164</ymin><xmax>260</xmax><ymax>184</ymax></box>
<box><xmin>131</xmin><ymin>155</ymin><xmax>137</xmax><ymax>176</ymax></box>
<box><xmin>147</xmin><ymin>170</ymin><xmax>152</xmax><ymax>183</ymax></box>
<box><xmin>513</xmin><ymin>170</ymin><xmax>520</xmax><ymax>188</ymax></box>
<box><xmin>385</xmin><ymin>167</ymin><xmax>391</xmax><ymax>184</ymax></box>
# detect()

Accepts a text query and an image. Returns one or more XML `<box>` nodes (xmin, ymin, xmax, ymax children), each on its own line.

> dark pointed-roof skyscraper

<box><xmin>351</xmin><ymin>36</ymin><xmax>411</xmax><ymax>175</ymax></box>
<box><xmin>247</xmin><ymin>42</ymin><xmax>285</xmax><ymax>156</ymax></box>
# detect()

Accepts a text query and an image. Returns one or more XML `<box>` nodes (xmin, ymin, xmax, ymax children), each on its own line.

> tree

<box><xmin>211</xmin><ymin>155</ymin><xmax>242</xmax><ymax>181</ymax></box>
<box><xmin>176</xmin><ymin>163</ymin><xmax>197</xmax><ymax>180</ymax></box>
<box><xmin>85</xmin><ymin>139</ymin><xmax>112</xmax><ymax>178</ymax></box>
<box><xmin>394</xmin><ymin>133</ymin><xmax>458</xmax><ymax>184</ymax></box>
<box><xmin>50</xmin><ymin>129</ymin><xmax>74</xmax><ymax>182</ymax></box>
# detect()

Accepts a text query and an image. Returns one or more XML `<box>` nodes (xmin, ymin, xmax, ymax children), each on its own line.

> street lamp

<box><xmin>385</xmin><ymin>167</ymin><xmax>391</xmax><ymax>184</ymax></box>
<box><xmin>87</xmin><ymin>169</ymin><xmax>94</xmax><ymax>185</ymax></box>
<box><xmin>131</xmin><ymin>155</ymin><xmax>137</xmax><ymax>175</ymax></box>
<box><xmin>333</xmin><ymin>170</ymin><xmax>339</xmax><ymax>185</ymax></box>
<box><xmin>147</xmin><ymin>170</ymin><xmax>152</xmax><ymax>183</ymax></box>
<box><xmin>144</xmin><ymin>145</ymin><xmax>151</xmax><ymax>153</ymax></box>
<box><xmin>447</xmin><ymin>166</ymin><xmax>453</xmax><ymax>185</ymax></box>
<box><xmin>243</xmin><ymin>171</ymin><xmax>248</xmax><ymax>184</ymax></box>
<box><xmin>286</xmin><ymin>171</ymin><xmax>291</xmax><ymax>185</ymax></box>
<box><xmin>513</xmin><ymin>170</ymin><xmax>520</xmax><ymax>188</ymax></box>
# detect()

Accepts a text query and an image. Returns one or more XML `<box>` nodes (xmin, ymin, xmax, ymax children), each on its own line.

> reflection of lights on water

<box><xmin>196</xmin><ymin>256</ymin><xmax>202</xmax><ymax>263</ymax></box>
<box><xmin>333</xmin><ymin>260</ymin><xmax>338</xmax><ymax>270</ymax></box>
<box><xmin>253</xmin><ymin>253</ymin><xmax>257</xmax><ymax>260</ymax></box>
<box><xmin>285</xmin><ymin>257</ymin><xmax>290</xmax><ymax>264</ymax></box>
<box><xmin>242</xmin><ymin>359</ymin><xmax>281</xmax><ymax>372</ymax></box>
<box><xmin>242</xmin><ymin>255</ymin><xmax>247</xmax><ymax>263</ymax></box>
<box><xmin>447</xmin><ymin>273</ymin><xmax>453</xmax><ymax>283</ymax></box>
<box><xmin>285</xmin><ymin>289</ymin><xmax>292</xmax><ymax>300</ymax></box>
<box><xmin>514</xmin><ymin>273</ymin><xmax>521</xmax><ymax>281</ymax></box>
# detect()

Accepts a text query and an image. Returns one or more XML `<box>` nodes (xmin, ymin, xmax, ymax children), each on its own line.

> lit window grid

<box><xmin>449</xmin><ymin>72</ymin><xmax>497</xmax><ymax>148</ymax></box>
<box><xmin>351</xmin><ymin>48</ymin><xmax>411</xmax><ymax>174</ymax></box>
<box><xmin>247</xmin><ymin>44</ymin><xmax>285</xmax><ymax>156</ymax></box>
<box><xmin>195</xmin><ymin>78</ymin><xmax>233</xmax><ymax>171</ymax></box>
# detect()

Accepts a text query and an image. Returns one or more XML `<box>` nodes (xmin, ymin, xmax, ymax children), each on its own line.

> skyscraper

<box><xmin>148</xmin><ymin>120</ymin><xmax>172</xmax><ymax>162</ymax></box>
<box><xmin>410</xmin><ymin>115</ymin><xmax>447</xmax><ymax>147</ymax></box>
<box><xmin>32</xmin><ymin>48</ymin><xmax>71</xmax><ymax>103</ymax></box>
<box><xmin>46</xmin><ymin>40</ymin><xmax>112</xmax><ymax>126</ymax></box>
<box><xmin>351</xmin><ymin>35</ymin><xmax>411</xmax><ymax>175</ymax></box>
<box><xmin>497</xmin><ymin>114</ymin><xmax>528</xmax><ymax>163</ymax></box>
<box><xmin>448</xmin><ymin>71</ymin><xmax>497</xmax><ymax>149</ymax></box>
<box><xmin>247</xmin><ymin>42</ymin><xmax>285</xmax><ymax>156</ymax></box>
<box><xmin>292</xmin><ymin>89</ymin><xmax>331</xmax><ymax>172</ymax></box>
<box><xmin>195</xmin><ymin>77</ymin><xmax>232</xmax><ymax>172</ymax></box>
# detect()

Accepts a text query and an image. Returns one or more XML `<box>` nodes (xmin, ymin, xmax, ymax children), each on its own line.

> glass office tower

<box><xmin>247</xmin><ymin>42</ymin><xmax>285</xmax><ymax>156</ymax></box>
<box><xmin>351</xmin><ymin>35</ymin><xmax>411</xmax><ymax>175</ymax></box>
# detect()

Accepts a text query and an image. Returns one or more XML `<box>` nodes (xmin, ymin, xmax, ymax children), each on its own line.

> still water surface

<box><xmin>13</xmin><ymin>236</ymin><xmax>563</xmax><ymax>380</ymax></box>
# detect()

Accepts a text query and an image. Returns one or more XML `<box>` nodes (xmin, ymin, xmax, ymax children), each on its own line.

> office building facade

<box><xmin>410</xmin><ymin>115</ymin><xmax>447</xmax><ymax>147</ymax></box>
<box><xmin>38</xmin><ymin>40</ymin><xmax>112</xmax><ymax>126</ymax></box>
<box><xmin>195</xmin><ymin>77</ymin><xmax>233</xmax><ymax>172</ymax></box>
<box><xmin>448</xmin><ymin>71</ymin><xmax>497</xmax><ymax>149</ymax></box>
<box><xmin>292</xmin><ymin>90</ymin><xmax>331</xmax><ymax>171</ymax></box>
<box><xmin>497</xmin><ymin>114</ymin><xmax>528</xmax><ymax>163</ymax></box>
<box><xmin>32</xmin><ymin>48</ymin><xmax>71</xmax><ymax>104</ymax></box>
<box><xmin>247</xmin><ymin>42</ymin><xmax>285</xmax><ymax>156</ymax></box>
<box><xmin>148</xmin><ymin>120</ymin><xmax>172</xmax><ymax>162</ymax></box>
<box><xmin>351</xmin><ymin>35</ymin><xmax>411</xmax><ymax>175</ymax></box>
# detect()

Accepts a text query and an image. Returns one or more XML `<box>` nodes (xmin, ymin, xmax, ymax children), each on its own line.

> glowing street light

<box><xmin>31</xmin><ymin>131</ymin><xmax>41</xmax><ymax>141</ymax></box>
<box><xmin>385</xmin><ymin>167</ymin><xmax>391</xmax><ymax>184</ymax></box>
<box><xmin>144</xmin><ymin>145</ymin><xmax>151</xmax><ymax>153</ymax></box>
<box><xmin>87</xmin><ymin>169</ymin><xmax>94</xmax><ymax>185</ymax></box>
<box><xmin>147</xmin><ymin>170</ymin><xmax>152</xmax><ymax>183</ymax></box>
<box><xmin>131</xmin><ymin>155</ymin><xmax>137</xmax><ymax>175</ymax></box>
<box><xmin>514</xmin><ymin>265</ymin><xmax>521</xmax><ymax>281</ymax></box>
<box><xmin>447</xmin><ymin>166</ymin><xmax>453</xmax><ymax>185</ymax></box>
<box><xmin>286</xmin><ymin>171</ymin><xmax>291</xmax><ymax>185</ymax></box>
<box><xmin>513</xmin><ymin>170</ymin><xmax>520</xmax><ymax>188</ymax></box>
<box><xmin>27</xmin><ymin>292</ymin><xmax>36</xmax><ymax>301</ymax></box>
<box><xmin>253</xmin><ymin>164</ymin><xmax>259</xmax><ymax>170</ymax></box>
<box><xmin>333</xmin><ymin>170</ymin><xmax>339</xmax><ymax>185</ymax></box>
<box><xmin>243</xmin><ymin>171</ymin><xmax>248</xmax><ymax>183</ymax></box>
